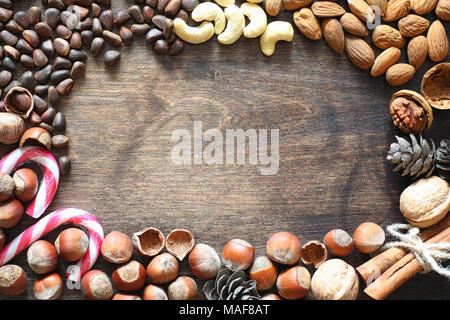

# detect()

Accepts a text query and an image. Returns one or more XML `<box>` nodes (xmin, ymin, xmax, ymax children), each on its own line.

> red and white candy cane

<box><xmin>0</xmin><ymin>146</ymin><xmax>59</xmax><ymax>219</ymax></box>
<box><xmin>0</xmin><ymin>208</ymin><xmax>104</xmax><ymax>281</ymax></box>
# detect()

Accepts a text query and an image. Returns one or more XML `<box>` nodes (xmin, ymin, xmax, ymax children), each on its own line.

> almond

<box><xmin>347</xmin><ymin>0</ymin><xmax>376</xmax><ymax>23</ymax></box>
<box><xmin>340</xmin><ymin>12</ymin><xmax>368</xmax><ymax>36</ymax></box>
<box><xmin>283</xmin><ymin>0</ymin><xmax>313</xmax><ymax>10</ymax></box>
<box><xmin>293</xmin><ymin>8</ymin><xmax>322</xmax><ymax>40</ymax></box>
<box><xmin>384</xmin><ymin>0</ymin><xmax>411</xmax><ymax>22</ymax></box>
<box><xmin>427</xmin><ymin>20</ymin><xmax>449</xmax><ymax>61</ymax></box>
<box><xmin>436</xmin><ymin>0</ymin><xmax>450</xmax><ymax>20</ymax></box>
<box><xmin>398</xmin><ymin>14</ymin><xmax>430</xmax><ymax>37</ymax></box>
<box><xmin>344</xmin><ymin>35</ymin><xmax>375</xmax><ymax>69</ymax></box>
<box><xmin>311</xmin><ymin>1</ymin><xmax>346</xmax><ymax>18</ymax></box>
<box><xmin>386</xmin><ymin>63</ymin><xmax>416</xmax><ymax>86</ymax></box>
<box><xmin>266</xmin><ymin>0</ymin><xmax>283</xmax><ymax>16</ymax></box>
<box><xmin>372</xmin><ymin>24</ymin><xmax>405</xmax><ymax>49</ymax></box>
<box><xmin>366</xmin><ymin>0</ymin><xmax>388</xmax><ymax>16</ymax></box>
<box><xmin>410</xmin><ymin>0</ymin><xmax>438</xmax><ymax>14</ymax></box>
<box><xmin>408</xmin><ymin>35</ymin><xmax>428</xmax><ymax>69</ymax></box>
<box><xmin>371</xmin><ymin>47</ymin><xmax>401</xmax><ymax>77</ymax></box>
<box><xmin>322</xmin><ymin>18</ymin><xmax>345</xmax><ymax>54</ymax></box>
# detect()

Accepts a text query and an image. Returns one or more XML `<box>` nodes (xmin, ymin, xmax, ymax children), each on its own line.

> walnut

<box><xmin>389</xmin><ymin>90</ymin><xmax>433</xmax><ymax>134</ymax></box>
<box><xmin>421</xmin><ymin>62</ymin><xmax>450</xmax><ymax>110</ymax></box>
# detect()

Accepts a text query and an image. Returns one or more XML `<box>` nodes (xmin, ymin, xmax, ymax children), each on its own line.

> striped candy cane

<box><xmin>0</xmin><ymin>208</ymin><xmax>104</xmax><ymax>282</ymax></box>
<box><xmin>0</xmin><ymin>146</ymin><xmax>59</xmax><ymax>219</ymax></box>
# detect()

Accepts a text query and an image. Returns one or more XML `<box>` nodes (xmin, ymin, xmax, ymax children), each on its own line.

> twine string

<box><xmin>382</xmin><ymin>223</ymin><xmax>450</xmax><ymax>278</ymax></box>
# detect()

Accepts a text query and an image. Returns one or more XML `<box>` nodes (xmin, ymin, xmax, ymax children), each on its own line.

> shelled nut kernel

<box><xmin>266</xmin><ymin>232</ymin><xmax>301</xmax><ymax>265</ymax></box>
<box><xmin>147</xmin><ymin>252</ymin><xmax>179</xmax><ymax>284</ymax></box>
<box><xmin>189</xmin><ymin>243</ymin><xmax>221</xmax><ymax>279</ymax></box>
<box><xmin>249</xmin><ymin>256</ymin><xmax>278</xmax><ymax>291</ymax></box>
<box><xmin>222</xmin><ymin>239</ymin><xmax>255</xmax><ymax>271</ymax></box>
<box><xmin>27</xmin><ymin>240</ymin><xmax>58</xmax><ymax>275</ymax></box>
<box><xmin>55</xmin><ymin>228</ymin><xmax>89</xmax><ymax>262</ymax></box>
<box><xmin>101</xmin><ymin>231</ymin><xmax>133</xmax><ymax>264</ymax></box>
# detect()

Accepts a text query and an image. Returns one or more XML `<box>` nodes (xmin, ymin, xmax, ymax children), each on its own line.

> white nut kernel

<box><xmin>260</xmin><ymin>21</ymin><xmax>294</xmax><ymax>56</ymax></box>
<box><xmin>192</xmin><ymin>2</ymin><xmax>226</xmax><ymax>35</ymax></box>
<box><xmin>241</xmin><ymin>3</ymin><xmax>267</xmax><ymax>38</ymax></box>
<box><xmin>173</xmin><ymin>18</ymin><xmax>215</xmax><ymax>44</ymax></box>
<box><xmin>218</xmin><ymin>5</ymin><xmax>245</xmax><ymax>45</ymax></box>
<box><xmin>214</xmin><ymin>0</ymin><xmax>235</xmax><ymax>7</ymax></box>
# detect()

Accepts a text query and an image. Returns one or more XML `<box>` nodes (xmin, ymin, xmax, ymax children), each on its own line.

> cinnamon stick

<box><xmin>356</xmin><ymin>214</ymin><xmax>450</xmax><ymax>284</ymax></box>
<box><xmin>364</xmin><ymin>226</ymin><xmax>450</xmax><ymax>300</ymax></box>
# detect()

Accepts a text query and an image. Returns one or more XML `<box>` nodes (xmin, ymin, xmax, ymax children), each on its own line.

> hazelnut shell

<box><xmin>4</xmin><ymin>87</ymin><xmax>34</xmax><ymax>118</ymax></box>
<box><xmin>165</xmin><ymin>228</ymin><xmax>195</xmax><ymax>261</ymax></box>
<box><xmin>19</xmin><ymin>127</ymin><xmax>52</xmax><ymax>150</ymax></box>
<box><xmin>132</xmin><ymin>227</ymin><xmax>165</xmax><ymax>258</ymax></box>
<box><xmin>421</xmin><ymin>62</ymin><xmax>450</xmax><ymax>110</ymax></box>
<box><xmin>301</xmin><ymin>240</ymin><xmax>327</xmax><ymax>268</ymax></box>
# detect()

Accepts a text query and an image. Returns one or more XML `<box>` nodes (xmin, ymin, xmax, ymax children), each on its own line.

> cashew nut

<box><xmin>241</xmin><ymin>3</ymin><xmax>267</xmax><ymax>38</ymax></box>
<box><xmin>192</xmin><ymin>2</ymin><xmax>226</xmax><ymax>35</ymax></box>
<box><xmin>214</xmin><ymin>0</ymin><xmax>235</xmax><ymax>7</ymax></box>
<box><xmin>218</xmin><ymin>5</ymin><xmax>245</xmax><ymax>45</ymax></box>
<box><xmin>260</xmin><ymin>21</ymin><xmax>294</xmax><ymax>56</ymax></box>
<box><xmin>173</xmin><ymin>18</ymin><xmax>215</xmax><ymax>44</ymax></box>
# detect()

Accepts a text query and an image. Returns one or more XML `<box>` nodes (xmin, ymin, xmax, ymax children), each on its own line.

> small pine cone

<box><xmin>436</xmin><ymin>139</ymin><xmax>450</xmax><ymax>180</ymax></box>
<box><xmin>203</xmin><ymin>268</ymin><xmax>260</xmax><ymax>300</ymax></box>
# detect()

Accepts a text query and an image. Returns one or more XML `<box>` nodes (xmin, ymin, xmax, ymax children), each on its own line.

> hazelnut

<box><xmin>4</xmin><ymin>86</ymin><xmax>34</xmax><ymax>118</ymax></box>
<box><xmin>0</xmin><ymin>113</ymin><xmax>26</xmax><ymax>145</ymax></box>
<box><xmin>301</xmin><ymin>240</ymin><xmax>327</xmax><ymax>268</ymax></box>
<box><xmin>311</xmin><ymin>259</ymin><xmax>359</xmax><ymax>300</ymax></box>
<box><xmin>266</xmin><ymin>232</ymin><xmax>302</xmax><ymax>265</ymax></box>
<box><xmin>132</xmin><ymin>227</ymin><xmax>165</xmax><ymax>258</ymax></box>
<box><xmin>261</xmin><ymin>293</ymin><xmax>281</xmax><ymax>300</ymax></box>
<box><xmin>27</xmin><ymin>240</ymin><xmax>58</xmax><ymax>275</ymax></box>
<box><xmin>249</xmin><ymin>256</ymin><xmax>278</xmax><ymax>291</ymax></box>
<box><xmin>112</xmin><ymin>260</ymin><xmax>146</xmax><ymax>292</ymax></box>
<box><xmin>166</xmin><ymin>229</ymin><xmax>195</xmax><ymax>261</ymax></box>
<box><xmin>112</xmin><ymin>293</ymin><xmax>142</xmax><ymax>300</ymax></box>
<box><xmin>188</xmin><ymin>243</ymin><xmax>221</xmax><ymax>280</ymax></box>
<box><xmin>0</xmin><ymin>172</ymin><xmax>15</xmax><ymax>202</ymax></box>
<box><xmin>81</xmin><ymin>270</ymin><xmax>113</xmax><ymax>300</ymax></box>
<box><xmin>276</xmin><ymin>266</ymin><xmax>310</xmax><ymax>300</ymax></box>
<box><xmin>55</xmin><ymin>228</ymin><xmax>89</xmax><ymax>262</ymax></box>
<box><xmin>0</xmin><ymin>199</ymin><xmax>24</xmax><ymax>229</ymax></box>
<box><xmin>13</xmin><ymin>168</ymin><xmax>38</xmax><ymax>202</ymax></box>
<box><xmin>147</xmin><ymin>252</ymin><xmax>179</xmax><ymax>284</ymax></box>
<box><xmin>323</xmin><ymin>229</ymin><xmax>354</xmax><ymax>257</ymax></box>
<box><xmin>101</xmin><ymin>231</ymin><xmax>133</xmax><ymax>264</ymax></box>
<box><xmin>353</xmin><ymin>222</ymin><xmax>385</xmax><ymax>254</ymax></box>
<box><xmin>0</xmin><ymin>229</ymin><xmax>5</xmax><ymax>250</ymax></box>
<box><xmin>168</xmin><ymin>276</ymin><xmax>197</xmax><ymax>300</ymax></box>
<box><xmin>33</xmin><ymin>273</ymin><xmax>63</xmax><ymax>300</ymax></box>
<box><xmin>0</xmin><ymin>264</ymin><xmax>27</xmax><ymax>295</ymax></box>
<box><xmin>19</xmin><ymin>127</ymin><xmax>52</xmax><ymax>150</ymax></box>
<box><xmin>222</xmin><ymin>239</ymin><xmax>255</xmax><ymax>271</ymax></box>
<box><xmin>143</xmin><ymin>284</ymin><xmax>168</xmax><ymax>300</ymax></box>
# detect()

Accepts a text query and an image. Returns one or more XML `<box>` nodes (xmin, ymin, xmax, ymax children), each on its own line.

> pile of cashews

<box><xmin>173</xmin><ymin>0</ymin><xmax>294</xmax><ymax>56</ymax></box>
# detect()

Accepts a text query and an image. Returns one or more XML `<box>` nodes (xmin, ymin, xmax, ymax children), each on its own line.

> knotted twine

<box><xmin>380</xmin><ymin>223</ymin><xmax>450</xmax><ymax>278</ymax></box>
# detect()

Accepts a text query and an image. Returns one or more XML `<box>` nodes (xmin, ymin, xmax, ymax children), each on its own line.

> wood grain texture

<box><xmin>1</xmin><ymin>0</ymin><xmax>449</xmax><ymax>300</ymax></box>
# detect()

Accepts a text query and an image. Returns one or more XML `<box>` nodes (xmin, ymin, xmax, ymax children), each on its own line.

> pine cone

<box><xmin>203</xmin><ymin>268</ymin><xmax>261</xmax><ymax>300</ymax></box>
<box><xmin>436</xmin><ymin>139</ymin><xmax>450</xmax><ymax>180</ymax></box>
<box><xmin>387</xmin><ymin>134</ymin><xmax>435</xmax><ymax>179</ymax></box>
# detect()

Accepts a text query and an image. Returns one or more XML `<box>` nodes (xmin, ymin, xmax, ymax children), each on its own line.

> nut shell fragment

<box><xmin>132</xmin><ymin>227</ymin><xmax>165</xmax><ymax>258</ymax></box>
<box><xmin>421</xmin><ymin>63</ymin><xmax>450</xmax><ymax>110</ymax></box>
<box><xmin>166</xmin><ymin>229</ymin><xmax>195</xmax><ymax>261</ymax></box>
<box><xmin>300</xmin><ymin>240</ymin><xmax>327</xmax><ymax>268</ymax></box>
<box><xmin>4</xmin><ymin>87</ymin><xmax>34</xmax><ymax>118</ymax></box>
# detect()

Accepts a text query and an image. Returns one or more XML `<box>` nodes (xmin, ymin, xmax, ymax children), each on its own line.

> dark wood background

<box><xmin>1</xmin><ymin>0</ymin><xmax>449</xmax><ymax>300</ymax></box>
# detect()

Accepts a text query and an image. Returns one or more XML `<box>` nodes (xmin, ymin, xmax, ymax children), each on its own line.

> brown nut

<box><xmin>400</xmin><ymin>176</ymin><xmax>450</xmax><ymax>227</ymax></box>
<box><xmin>168</xmin><ymin>276</ymin><xmax>197</xmax><ymax>300</ymax></box>
<box><xmin>353</xmin><ymin>222</ymin><xmax>385</xmax><ymax>253</ymax></box>
<box><xmin>33</xmin><ymin>273</ymin><xmax>63</xmax><ymax>300</ymax></box>
<box><xmin>421</xmin><ymin>63</ymin><xmax>450</xmax><ymax>110</ymax></box>
<box><xmin>146</xmin><ymin>252</ymin><xmax>179</xmax><ymax>284</ymax></box>
<box><xmin>112</xmin><ymin>260</ymin><xmax>146</xmax><ymax>292</ymax></box>
<box><xmin>112</xmin><ymin>293</ymin><xmax>142</xmax><ymax>300</ymax></box>
<box><xmin>13</xmin><ymin>168</ymin><xmax>38</xmax><ymax>202</ymax></box>
<box><xmin>0</xmin><ymin>113</ymin><xmax>26</xmax><ymax>145</ymax></box>
<box><xmin>301</xmin><ymin>240</ymin><xmax>327</xmax><ymax>268</ymax></box>
<box><xmin>276</xmin><ymin>266</ymin><xmax>310</xmax><ymax>300</ymax></box>
<box><xmin>249</xmin><ymin>256</ymin><xmax>278</xmax><ymax>291</ymax></box>
<box><xmin>27</xmin><ymin>240</ymin><xmax>58</xmax><ymax>275</ymax></box>
<box><xmin>55</xmin><ymin>228</ymin><xmax>89</xmax><ymax>262</ymax></box>
<box><xmin>101</xmin><ymin>231</ymin><xmax>133</xmax><ymax>264</ymax></box>
<box><xmin>222</xmin><ymin>239</ymin><xmax>255</xmax><ymax>271</ymax></box>
<box><xmin>389</xmin><ymin>90</ymin><xmax>433</xmax><ymax>134</ymax></box>
<box><xmin>323</xmin><ymin>229</ymin><xmax>354</xmax><ymax>257</ymax></box>
<box><xmin>142</xmin><ymin>284</ymin><xmax>168</xmax><ymax>300</ymax></box>
<box><xmin>266</xmin><ymin>232</ymin><xmax>301</xmax><ymax>265</ymax></box>
<box><xmin>81</xmin><ymin>270</ymin><xmax>113</xmax><ymax>300</ymax></box>
<box><xmin>4</xmin><ymin>86</ymin><xmax>34</xmax><ymax>118</ymax></box>
<box><xmin>132</xmin><ymin>227</ymin><xmax>165</xmax><ymax>258</ymax></box>
<box><xmin>0</xmin><ymin>172</ymin><xmax>15</xmax><ymax>202</ymax></box>
<box><xmin>0</xmin><ymin>264</ymin><xmax>27</xmax><ymax>295</ymax></box>
<box><xmin>188</xmin><ymin>243</ymin><xmax>221</xmax><ymax>280</ymax></box>
<box><xmin>0</xmin><ymin>229</ymin><xmax>5</xmax><ymax>250</ymax></box>
<box><xmin>0</xmin><ymin>199</ymin><xmax>24</xmax><ymax>229</ymax></box>
<box><xmin>166</xmin><ymin>228</ymin><xmax>194</xmax><ymax>261</ymax></box>
<box><xmin>261</xmin><ymin>293</ymin><xmax>281</xmax><ymax>300</ymax></box>
<box><xmin>19</xmin><ymin>127</ymin><xmax>52</xmax><ymax>150</ymax></box>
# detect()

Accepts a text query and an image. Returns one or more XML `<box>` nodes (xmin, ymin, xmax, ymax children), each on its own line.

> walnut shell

<box><xmin>0</xmin><ymin>113</ymin><xmax>26</xmax><ymax>145</ymax></box>
<box><xmin>311</xmin><ymin>259</ymin><xmax>359</xmax><ymax>300</ymax></box>
<box><xmin>4</xmin><ymin>87</ymin><xmax>34</xmax><ymax>118</ymax></box>
<box><xmin>389</xmin><ymin>90</ymin><xmax>433</xmax><ymax>134</ymax></box>
<box><xmin>400</xmin><ymin>176</ymin><xmax>450</xmax><ymax>228</ymax></box>
<box><xmin>421</xmin><ymin>63</ymin><xmax>450</xmax><ymax>110</ymax></box>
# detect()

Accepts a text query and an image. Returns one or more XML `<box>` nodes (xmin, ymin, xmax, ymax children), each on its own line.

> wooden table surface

<box><xmin>2</xmin><ymin>0</ymin><xmax>449</xmax><ymax>300</ymax></box>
